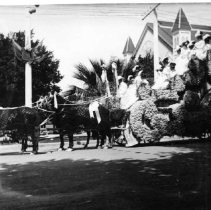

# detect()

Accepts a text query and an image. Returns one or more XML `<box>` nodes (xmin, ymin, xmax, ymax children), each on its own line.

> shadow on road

<box><xmin>0</xmin><ymin>142</ymin><xmax>211</xmax><ymax>210</ymax></box>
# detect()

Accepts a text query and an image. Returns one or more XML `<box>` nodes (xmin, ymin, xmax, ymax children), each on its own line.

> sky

<box><xmin>1</xmin><ymin>2</ymin><xmax>211</xmax><ymax>90</ymax></box>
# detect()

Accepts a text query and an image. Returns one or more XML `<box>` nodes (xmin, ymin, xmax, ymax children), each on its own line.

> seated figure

<box><xmin>175</xmin><ymin>42</ymin><xmax>189</xmax><ymax>76</ymax></box>
<box><xmin>152</xmin><ymin>57</ymin><xmax>171</xmax><ymax>90</ymax></box>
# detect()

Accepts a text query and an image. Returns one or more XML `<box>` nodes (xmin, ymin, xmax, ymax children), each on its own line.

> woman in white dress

<box><xmin>175</xmin><ymin>41</ymin><xmax>189</xmax><ymax>76</ymax></box>
<box><xmin>152</xmin><ymin>57</ymin><xmax>170</xmax><ymax>90</ymax></box>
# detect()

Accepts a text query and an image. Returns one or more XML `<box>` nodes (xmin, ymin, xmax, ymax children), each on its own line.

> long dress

<box><xmin>194</xmin><ymin>40</ymin><xmax>206</xmax><ymax>60</ymax></box>
<box><xmin>152</xmin><ymin>69</ymin><xmax>169</xmax><ymax>90</ymax></box>
<box><xmin>120</xmin><ymin>83</ymin><xmax>138</xmax><ymax>110</ymax></box>
<box><xmin>175</xmin><ymin>49</ymin><xmax>189</xmax><ymax>76</ymax></box>
<box><xmin>118</xmin><ymin>81</ymin><xmax>128</xmax><ymax>98</ymax></box>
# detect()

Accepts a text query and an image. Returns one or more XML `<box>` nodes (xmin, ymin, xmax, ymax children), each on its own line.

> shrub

<box><xmin>129</xmin><ymin>99</ymin><xmax>158</xmax><ymax>143</ymax></box>
<box><xmin>137</xmin><ymin>83</ymin><xmax>152</xmax><ymax>100</ymax></box>
<box><xmin>183</xmin><ymin>90</ymin><xmax>200</xmax><ymax>110</ymax></box>
<box><xmin>151</xmin><ymin>113</ymin><xmax>169</xmax><ymax>136</ymax></box>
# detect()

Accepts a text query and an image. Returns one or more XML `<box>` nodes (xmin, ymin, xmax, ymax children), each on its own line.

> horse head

<box><xmin>37</xmin><ymin>93</ymin><xmax>55</xmax><ymax>111</ymax></box>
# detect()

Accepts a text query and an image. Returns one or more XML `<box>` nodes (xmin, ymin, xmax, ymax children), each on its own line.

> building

<box><xmin>122</xmin><ymin>36</ymin><xmax>135</xmax><ymax>62</ymax></box>
<box><xmin>123</xmin><ymin>8</ymin><xmax>211</xmax><ymax>61</ymax></box>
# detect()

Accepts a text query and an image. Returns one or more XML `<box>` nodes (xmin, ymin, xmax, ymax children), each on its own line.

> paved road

<box><xmin>0</xmin><ymin>141</ymin><xmax>210</xmax><ymax>210</ymax></box>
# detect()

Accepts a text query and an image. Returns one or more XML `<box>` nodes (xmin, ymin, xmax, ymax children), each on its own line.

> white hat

<box><xmin>203</xmin><ymin>34</ymin><xmax>211</xmax><ymax>40</ymax></box>
<box><xmin>118</xmin><ymin>75</ymin><xmax>123</xmax><ymax>80</ymax></box>
<box><xmin>132</xmin><ymin>65</ymin><xmax>139</xmax><ymax>72</ymax></box>
<box><xmin>188</xmin><ymin>40</ymin><xmax>195</xmax><ymax>48</ymax></box>
<box><xmin>101</xmin><ymin>63</ymin><xmax>106</xmax><ymax>68</ymax></box>
<box><xmin>195</xmin><ymin>30</ymin><xmax>203</xmax><ymax>38</ymax></box>
<box><xmin>175</xmin><ymin>46</ymin><xmax>181</xmax><ymax>52</ymax></box>
<box><xmin>137</xmin><ymin>70</ymin><xmax>143</xmax><ymax>76</ymax></box>
<box><xmin>127</xmin><ymin>75</ymin><xmax>133</xmax><ymax>81</ymax></box>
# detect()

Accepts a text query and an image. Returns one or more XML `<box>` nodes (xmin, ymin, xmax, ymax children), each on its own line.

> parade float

<box><xmin>70</xmin><ymin>38</ymin><xmax>211</xmax><ymax>147</ymax></box>
<box><xmin>112</xmin><ymin>49</ymin><xmax>211</xmax><ymax>146</ymax></box>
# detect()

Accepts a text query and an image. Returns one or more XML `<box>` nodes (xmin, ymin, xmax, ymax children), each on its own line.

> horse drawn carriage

<box><xmin>2</xmin><ymin>34</ymin><xmax>211</xmax><ymax>154</ymax></box>
<box><xmin>35</xmin><ymin>46</ymin><xmax>211</xmax><ymax>151</ymax></box>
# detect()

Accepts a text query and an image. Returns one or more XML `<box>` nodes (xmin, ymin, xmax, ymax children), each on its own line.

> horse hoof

<box><xmin>66</xmin><ymin>148</ymin><xmax>74</xmax><ymax>152</ymax></box>
<box><xmin>58</xmin><ymin>148</ymin><xmax>65</xmax><ymax>151</ymax></box>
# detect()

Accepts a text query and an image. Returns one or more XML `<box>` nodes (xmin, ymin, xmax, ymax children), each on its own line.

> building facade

<box><xmin>123</xmin><ymin>8</ymin><xmax>211</xmax><ymax>61</ymax></box>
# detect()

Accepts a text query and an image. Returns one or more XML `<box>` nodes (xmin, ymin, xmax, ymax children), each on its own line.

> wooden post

<box><xmin>101</xmin><ymin>64</ymin><xmax>111</xmax><ymax>97</ymax></box>
<box><xmin>112</xmin><ymin>62</ymin><xmax>119</xmax><ymax>97</ymax></box>
<box><xmin>153</xmin><ymin>8</ymin><xmax>159</xmax><ymax>83</ymax></box>
<box><xmin>105</xmin><ymin>71</ymin><xmax>111</xmax><ymax>97</ymax></box>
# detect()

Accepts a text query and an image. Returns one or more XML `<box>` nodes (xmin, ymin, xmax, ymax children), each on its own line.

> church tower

<box><xmin>172</xmin><ymin>8</ymin><xmax>191</xmax><ymax>53</ymax></box>
<box><xmin>122</xmin><ymin>36</ymin><xmax>135</xmax><ymax>63</ymax></box>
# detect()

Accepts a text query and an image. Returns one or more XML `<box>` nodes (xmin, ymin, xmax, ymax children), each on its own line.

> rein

<box><xmin>35</xmin><ymin>107</ymin><xmax>55</xmax><ymax>113</ymax></box>
<box><xmin>57</xmin><ymin>96</ymin><xmax>109</xmax><ymax>106</ymax></box>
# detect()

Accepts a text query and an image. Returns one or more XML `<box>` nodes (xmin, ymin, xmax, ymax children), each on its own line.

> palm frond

<box><xmin>89</xmin><ymin>59</ymin><xmax>104</xmax><ymax>79</ymax></box>
<box><xmin>73</xmin><ymin>62</ymin><xmax>104</xmax><ymax>96</ymax></box>
<box><xmin>74</xmin><ymin>63</ymin><xmax>96</xmax><ymax>87</ymax></box>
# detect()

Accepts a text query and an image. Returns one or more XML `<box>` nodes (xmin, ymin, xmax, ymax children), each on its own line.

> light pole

<box><xmin>25</xmin><ymin>5</ymin><xmax>39</xmax><ymax>107</ymax></box>
<box><xmin>153</xmin><ymin>8</ymin><xmax>159</xmax><ymax>83</ymax></box>
<box><xmin>141</xmin><ymin>3</ymin><xmax>160</xmax><ymax>83</ymax></box>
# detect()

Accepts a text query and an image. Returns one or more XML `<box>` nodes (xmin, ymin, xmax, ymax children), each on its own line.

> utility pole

<box><xmin>142</xmin><ymin>3</ymin><xmax>160</xmax><ymax>83</ymax></box>
<box><xmin>153</xmin><ymin>8</ymin><xmax>159</xmax><ymax>82</ymax></box>
<box><xmin>25</xmin><ymin>5</ymin><xmax>39</xmax><ymax>107</ymax></box>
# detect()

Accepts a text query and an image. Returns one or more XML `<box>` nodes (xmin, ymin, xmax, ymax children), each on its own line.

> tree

<box><xmin>0</xmin><ymin>31</ymin><xmax>63</xmax><ymax>107</ymax></box>
<box><xmin>136</xmin><ymin>52</ymin><xmax>154</xmax><ymax>85</ymax></box>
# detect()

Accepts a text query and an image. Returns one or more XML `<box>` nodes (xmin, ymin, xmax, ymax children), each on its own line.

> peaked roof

<box><xmin>133</xmin><ymin>20</ymin><xmax>211</xmax><ymax>57</ymax></box>
<box><xmin>133</xmin><ymin>22</ymin><xmax>173</xmax><ymax>57</ymax></box>
<box><xmin>123</xmin><ymin>36</ymin><xmax>135</xmax><ymax>55</ymax></box>
<box><xmin>172</xmin><ymin>8</ymin><xmax>191</xmax><ymax>33</ymax></box>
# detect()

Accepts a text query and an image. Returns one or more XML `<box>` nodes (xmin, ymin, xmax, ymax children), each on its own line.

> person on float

<box><xmin>162</xmin><ymin>57</ymin><xmax>171</xmax><ymax>78</ymax></box>
<box><xmin>175</xmin><ymin>42</ymin><xmax>189</xmax><ymax>76</ymax></box>
<box><xmin>194</xmin><ymin>30</ymin><xmax>206</xmax><ymax>60</ymax></box>
<box><xmin>195</xmin><ymin>30</ymin><xmax>205</xmax><ymax>48</ymax></box>
<box><xmin>169</xmin><ymin>62</ymin><xmax>177</xmax><ymax>78</ymax></box>
<box><xmin>181</xmin><ymin>40</ymin><xmax>189</xmax><ymax>55</ymax></box>
<box><xmin>163</xmin><ymin>60</ymin><xmax>177</xmax><ymax>80</ymax></box>
<box><xmin>118</xmin><ymin>76</ymin><xmax>128</xmax><ymax>98</ymax></box>
<box><xmin>152</xmin><ymin>57</ymin><xmax>170</xmax><ymax>90</ymax></box>
<box><xmin>134</xmin><ymin>70</ymin><xmax>149</xmax><ymax>89</ymax></box>
<box><xmin>132</xmin><ymin>64</ymin><xmax>140</xmax><ymax>75</ymax></box>
<box><xmin>203</xmin><ymin>34</ymin><xmax>211</xmax><ymax>53</ymax></box>
<box><xmin>120</xmin><ymin>74</ymin><xmax>138</xmax><ymax>109</ymax></box>
<box><xmin>187</xmin><ymin>40</ymin><xmax>196</xmax><ymax>59</ymax></box>
<box><xmin>188</xmin><ymin>41</ymin><xmax>196</xmax><ymax>50</ymax></box>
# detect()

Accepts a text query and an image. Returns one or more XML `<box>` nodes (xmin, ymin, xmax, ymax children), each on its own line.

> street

<box><xmin>0</xmin><ymin>140</ymin><xmax>210</xmax><ymax>210</ymax></box>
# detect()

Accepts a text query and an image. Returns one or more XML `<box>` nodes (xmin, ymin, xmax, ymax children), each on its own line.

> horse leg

<box><xmin>32</xmin><ymin>126</ymin><xmax>39</xmax><ymax>154</ymax></box>
<box><xmin>21</xmin><ymin>134</ymin><xmax>28</xmax><ymax>152</ymax></box>
<box><xmin>95</xmin><ymin>132</ymin><xmax>100</xmax><ymax>148</ymax></box>
<box><xmin>100</xmin><ymin>133</ymin><xmax>105</xmax><ymax>148</ymax></box>
<box><xmin>67</xmin><ymin>132</ymin><xmax>74</xmax><ymax>151</ymax></box>
<box><xmin>84</xmin><ymin>130</ymin><xmax>90</xmax><ymax>149</ymax></box>
<box><xmin>31</xmin><ymin>135</ymin><xmax>38</xmax><ymax>154</ymax></box>
<box><xmin>59</xmin><ymin>131</ymin><xmax>65</xmax><ymax>151</ymax></box>
<box><xmin>107</xmin><ymin>129</ymin><xmax>113</xmax><ymax>148</ymax></box>
<box><xmin>21</xmin><ymin>137</ymin><xmax>26</xmax><ymax>152</ymax></box>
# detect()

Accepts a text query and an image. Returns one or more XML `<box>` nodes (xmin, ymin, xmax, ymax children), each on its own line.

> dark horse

<box><xmin>0</xmin><ymin>107</ymin><xmax>48</xmax><ymax>154</ymax></box>
<box><xmin>39</xmin><ymin>93</ymin><xmax>112</xmax><ymax>151</ymax></box>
